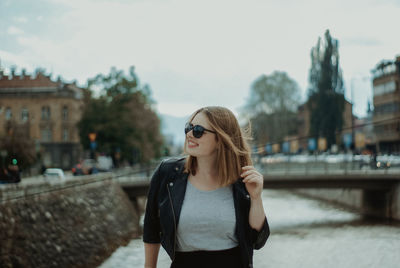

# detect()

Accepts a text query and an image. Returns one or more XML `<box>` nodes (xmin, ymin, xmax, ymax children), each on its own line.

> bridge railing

<box><xmin>255</xmin><ymin>154</ymin><xmax>400</xmax><ymax>176</ymax></box>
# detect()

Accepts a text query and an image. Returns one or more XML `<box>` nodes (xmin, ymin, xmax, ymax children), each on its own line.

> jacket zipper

<box><xmin>166</xmin><ymin>184</ymin><xmax>177</xmax><ymax>261</ymax></box>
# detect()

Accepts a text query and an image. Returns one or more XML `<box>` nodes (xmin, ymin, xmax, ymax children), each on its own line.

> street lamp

<box><xmin>88</xmin><ymin>133</ymin><xmax>97</xmax><ymax>159</ymax></box>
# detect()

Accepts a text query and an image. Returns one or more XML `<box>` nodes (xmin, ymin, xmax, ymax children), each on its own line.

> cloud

<box><xmin>13</xmin><ymin>16</ymin><xmax>28</xmax><ymax>23</ymax></box>
<box><xmin>0</xmin><ymin>49</ymin><xmax>33</xmax><ymax>70</ymax></box>
<box><xmin>156</xmin><ymin>102</ymin><xmax>200</xmax><ymax>117</ymax></box>
<box><xmin>7</xmin><ymin>26</ymin><xmax>24</xmax><ymax>35</ymax></box>
<box><xmin>342</xmin><ymin>37</ymin><xmax>381</xmax><ymax>47</ymax></box>
<box><xmin>2</xmin><ymin>0</ymin><xmax>400</xmax><ymax>118</ymax></box>
<box><xmin>16</xmin><ymin>36</ymin><xmax>63</xmax><ymax>63</ymax></box>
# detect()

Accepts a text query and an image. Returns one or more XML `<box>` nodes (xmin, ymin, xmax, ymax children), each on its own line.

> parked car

<box><xmin>44</xmin><ymin>168</ymin><xmax>66</xmax><ymax>180</ymax></box>
<box><xmin>376</xmin><ymin>155</ymin><xmax>391</xmax><ymax>169</ymax></box>
<box><xmin>71</xmin><ymin>163</ymin><xmax>84</xmax><ymax>176</ymax></box>
<box><xmin>97</xmin><ymin>156</ymin><xmax>113</xmax><ymax>171</ymax></box>
<box><xmin>82</xmin><ymin>159</ymin><xmax>98</xmax><ymax>174</ymax></box>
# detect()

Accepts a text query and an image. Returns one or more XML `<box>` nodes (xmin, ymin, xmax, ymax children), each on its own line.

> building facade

<box><xmin>0</xmin><ymin>70</ymin><xmax>84</xmax><ymax>169</ymax></box>
<box><xmin>371</xmin><ymin>55</ymin><xmax>400</xmax><ymax>153</ymax></box>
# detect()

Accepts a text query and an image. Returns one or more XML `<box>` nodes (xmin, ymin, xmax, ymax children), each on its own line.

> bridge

<box><xmin>262</xmin><ymin>172</ymin><xmax>400</xmax><ymax>190</ymax></box>
<box><xmin>117</xmin><ymin>169</ymin><xmax>400</xmax><ymax>221</ymax></box>
<box><xmin>118</xmin><ymin>171</ymin><xmax>400</xmax><ymax>194</ymax></box>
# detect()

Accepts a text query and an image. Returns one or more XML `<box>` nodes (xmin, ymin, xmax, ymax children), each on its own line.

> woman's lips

<box><xmin>187</xmin><ymin>139</ymin><xmax>198</xmax><ymax>148</ymax></box>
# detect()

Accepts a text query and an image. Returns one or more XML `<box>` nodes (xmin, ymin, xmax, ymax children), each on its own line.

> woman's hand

<box><xmin>241</xmin><ymin>166</ymin><xmax>263</xmax><ymax>200</ymax></box>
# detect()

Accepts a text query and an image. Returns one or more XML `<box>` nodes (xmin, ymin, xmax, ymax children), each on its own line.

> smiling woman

<box><xmin>143</xmin><ymin>106</ymin><xmax>270</xmax><ymax>268</ymax></box>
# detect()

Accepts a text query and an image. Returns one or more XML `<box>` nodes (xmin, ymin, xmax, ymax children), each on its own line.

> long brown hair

<box><xmin>184</xmin><ymin>106</ymin><xmax>252</xmax><ymax>186</ymax></box>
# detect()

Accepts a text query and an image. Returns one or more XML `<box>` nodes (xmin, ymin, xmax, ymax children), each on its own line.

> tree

<box><xmin>78</xmin><ymin>66</ymin><xmax>164</xmax><ymax>165</ymax></box>
<box><xmin>243</xmin><ymin>71</ymin><xmax>301</xmax><ymax>146</ymax></box>
<box><xmin>307</xmin><ymin>30</ymin><xmax>345</xmax><ymax>148</ymax></box>
<box><xmin>0</xmin><ymin>121</ymin><xmax>36</xmax><ymax>170</ymax></box>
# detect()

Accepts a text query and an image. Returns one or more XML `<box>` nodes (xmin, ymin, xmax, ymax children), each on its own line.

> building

<box><xmin>0</xmin><ymin>69</ymin><xmax>84</xmax><ymax>169</ymax></box>
<box><xmin>297</xmin><ymin>98</ymin><xmax>353</xmax><ymax>152</ymax></box>
<box><xmin>371</xmin><ymin>55</ymin><xmax>400</xmax><ymax>153</ymax></box>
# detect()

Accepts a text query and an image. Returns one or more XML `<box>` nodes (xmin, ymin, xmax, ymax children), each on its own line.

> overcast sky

<box><xmin>1</xmin><ymin>0</ymin><xmax>399</xmax><ymax>117</ymax></box>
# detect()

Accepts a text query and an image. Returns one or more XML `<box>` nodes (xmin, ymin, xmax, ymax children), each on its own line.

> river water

<box><xmin>99</xmin><ymin>190</ymin><xmax>400</xmax><ymax>268</ymax></box>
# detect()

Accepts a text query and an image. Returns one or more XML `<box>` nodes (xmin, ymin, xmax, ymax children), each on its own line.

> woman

<box><xmin>143</xmin><ymin>106</ymin><xmax>269</xmax><ymax>268</ymax></box>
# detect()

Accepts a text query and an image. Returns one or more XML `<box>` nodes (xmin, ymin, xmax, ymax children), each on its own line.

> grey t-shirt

<box><xmin>176</xmin><ymin>180</ymin><xmax>238</xmax><ymax>252</ymax></box>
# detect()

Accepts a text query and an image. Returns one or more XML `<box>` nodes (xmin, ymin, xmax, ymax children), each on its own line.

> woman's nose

<box><xmin>186</xmin><ymin>129</ymin><xmax>194</xmax><ymax>138</ymax></box>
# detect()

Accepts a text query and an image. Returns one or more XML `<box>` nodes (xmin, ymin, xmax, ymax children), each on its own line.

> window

<box><xmin>62</xmin><ymin>106</ymin><xmax>68</xmax><ymax>121</ymax></box>
<box><xmin>5</xmin><ymin>107</ymin><xmax>12</xmax><ymax>120</ymax></box>
<box><xmin>62</xmin><ymin>152</ymin><xmax>70</xmax><ymax>168</ymax></box>
<box><xmin>41</xmin><ymin>106</ymin><xmax>51</xmax><ymax>120</ymax></box>
<box><xmin>374</xmin><ymin>125</ymin><xmax>385</xmax><ymax>134</ymax></box>
<box><xmin>374</xmin><ymin>102</ymin><xmax>400</xmax><ymax>115</ymax></box>
<box><xmin>21</xmin><ymin>108</ymin><xmax>29</xmax><ymax>122</ymax></box>
<box><xmin>41</xmin><ymin>127</ymin><xmax>52</xmax><ymax>142</ymax></box>
<box><xmin>63</xmin><ymin>128</ymin><xmax>69</xmax><ymax>141</ymax></box>
<box><xmin>373</xmin><ymin>80</ymin><xmax>396</xmax><ymax>96</ymax></box>
<box><xmin>43</xmin><ymin>152</ymin><xmax>52</xmax><ymax>167</ymax></box>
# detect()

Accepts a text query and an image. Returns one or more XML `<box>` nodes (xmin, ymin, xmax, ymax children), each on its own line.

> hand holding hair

<box><xmin>241</xmin><ymin>166</ymin><xmax>263</xmax><ymax>200</ymax></box>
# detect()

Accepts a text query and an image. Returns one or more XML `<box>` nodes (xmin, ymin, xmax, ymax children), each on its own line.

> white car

<box><xmin>44</xmin><ymin>168</ymin><xmax>66</xmax><ymax>180</ymax></box>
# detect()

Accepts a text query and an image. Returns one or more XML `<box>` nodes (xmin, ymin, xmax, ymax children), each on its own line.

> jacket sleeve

<box><xmin>251</xmin><ymin>216</ymin><xmax>270</xmax><ymax>250</ymax></box>
<box><xmin>143</xmin><ymin>161</ymin><xmax>164</xmax><ymax>243</ymax></box>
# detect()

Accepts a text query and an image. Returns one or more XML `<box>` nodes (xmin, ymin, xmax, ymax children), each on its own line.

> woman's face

<box><xmin>185</xmin><ymin>112</ymin><xmax>218</xmax><ymax>158</ymax></box>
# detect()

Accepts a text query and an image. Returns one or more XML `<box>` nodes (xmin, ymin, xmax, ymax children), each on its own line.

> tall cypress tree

<box><xmin>307</xmin><ymin>30</ymin><xmax>345</xmax><ymax>148</ymax></box>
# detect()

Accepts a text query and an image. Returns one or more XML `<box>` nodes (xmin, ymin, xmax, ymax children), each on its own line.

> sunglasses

<box><xmin>184</xmin><ymin>122</ymin><xmax>216</xmax><ymax>138</ymax></box>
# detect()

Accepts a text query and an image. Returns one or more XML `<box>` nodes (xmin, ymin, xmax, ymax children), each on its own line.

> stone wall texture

<box><xmin>391</xmin><ymin>184</ymin><xmax>400</xmax><ymax>221</ymax></box>
<box><xmin>292</xmin><ymin>188</ymin><xmax>400</xmax><ymax>221</ymax></box>
<box><xmin>292</xmin><ymin>189</ymin><xmax>362</xmax><ymax>211</ymax></box>
<box><xmin>0</xmin><ymin>175</ymin><xmax>140</xmax><ymax>268</ymax></box>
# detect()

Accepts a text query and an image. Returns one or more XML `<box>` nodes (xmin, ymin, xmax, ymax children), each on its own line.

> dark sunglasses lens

<box><xmin>193</xmin><ymin>125</ymin><xmax>205</xmax><ymax>138</ymax></box>
<box><xmin>184</xmin><ymin>123</ymin><xmax>192</xmax><ymax>134</ymax></box>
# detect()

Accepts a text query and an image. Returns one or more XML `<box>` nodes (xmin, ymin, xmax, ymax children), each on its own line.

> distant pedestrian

<box><xmin>143</xmin><ymin>106</ymin><xmax>270</xmax><ymax>268</ymax></box>
<box><xmin>371</xmin><ymin>152</ymin><xmax>377</xmax><ymax>169</ymax></box>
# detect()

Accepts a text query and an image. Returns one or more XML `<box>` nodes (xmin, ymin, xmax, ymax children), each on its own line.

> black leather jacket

<box><xmin>143</xmin><ymin>157</ymin><xmax>270</xmax><ymax>268</ymax></box>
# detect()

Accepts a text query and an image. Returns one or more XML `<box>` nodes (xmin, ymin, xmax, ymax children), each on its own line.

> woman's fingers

<box><xmin>242</xmin><ymin>165</ymin><xmax>255</xmax><ymax>171</ymax></box>
<box><xmin>241</xmin><ymin>167</ymin><xmax>261</xmax><ymax>178</ymax></box>
<box><xmin>241</xmin><ymin>166</ymin><xmax>264</xmax><ymax>199</ymax></box>
<box><xmin>243</xmin><ymin>176</ymin><xmax>261</xmax><ymax>184</ymax></box>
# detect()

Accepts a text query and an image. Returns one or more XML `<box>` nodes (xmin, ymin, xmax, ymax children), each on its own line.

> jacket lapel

<box><xmin>167</xmin><ymin>164</ymin><xmax>189</xmax><ymax>227</ymax></box>
<box><xmin>232</xmin><ymin>179</ymin><xmax>250</xmax><ymax>236</ymax></box>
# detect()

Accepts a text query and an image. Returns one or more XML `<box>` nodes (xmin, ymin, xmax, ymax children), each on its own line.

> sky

<box><xmin>1</xmin><ymin>0</ymin><xmax>399</xmax><ymax>118</ymax></box>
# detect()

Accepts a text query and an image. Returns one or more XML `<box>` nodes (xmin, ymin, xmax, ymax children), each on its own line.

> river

<box><xmin>99</xmin><ymin>190</ymin><xmax>400</xmax><ymax>268</ymax></box>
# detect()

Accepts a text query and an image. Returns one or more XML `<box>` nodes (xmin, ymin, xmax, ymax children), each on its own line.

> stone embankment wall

<box><xmin>0</xmin><ymin>174</ymin><xmax>140</xmax><ymax>268</ymax></box>
<box><xmin>392</xmin><ymin>184</ymin><xmax>400</xmax><ymax>220</ymax></box>
<box><xmin>292</xmin><ymin>189</ymin><xmax>363</xmax><ymax>212</ymax></box>
<box><xmin>292</xmin><ymin>186</ymin><xmax>400</xmax><ymax>221</ymax></box>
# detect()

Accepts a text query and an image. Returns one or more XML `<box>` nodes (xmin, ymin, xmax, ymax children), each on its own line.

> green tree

<box><xmin>307</xmin><ymin>30</ymin><xmax>345</xmax><ymax>148</ymax></box>
<box><xmin>78</xmin><ymin>66</ymin><xmax>164</xmax><ymax>164</ymax></box>
<box><xmin>243</xmin><ymin>71</ymin><xmax>301</xmax><ymax>146</ymax></box>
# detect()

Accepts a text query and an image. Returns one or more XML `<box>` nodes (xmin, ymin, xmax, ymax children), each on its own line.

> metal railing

<box><xmin>255</xmin><ymin>154</ymin><xmax>400</xmax><ymax>176</ymax></box>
